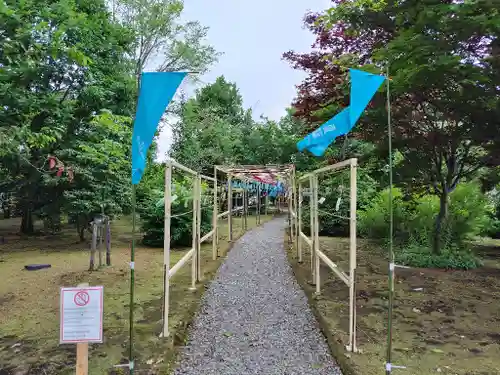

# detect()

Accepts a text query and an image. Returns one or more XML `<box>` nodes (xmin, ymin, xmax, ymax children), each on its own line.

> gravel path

<box><xmin>173</xmin><ymin>218</ymin><xmax>342</xmax><ymax>375</ymax></box>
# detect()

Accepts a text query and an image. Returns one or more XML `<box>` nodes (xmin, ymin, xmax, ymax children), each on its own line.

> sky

<box><xmin>156</xmin><ymin>0</ymin><xmax>330</xmax><ymax>158</ymax></box>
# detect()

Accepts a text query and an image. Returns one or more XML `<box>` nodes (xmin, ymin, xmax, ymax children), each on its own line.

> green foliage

<box><xmin>140</xmin><ymin>178</ymin><xmax>212</xmax><ymax>247</ymax></box>
<box><xmin>115</xmin><ymin>0</ymin><xmax>220</xmax><ymax>79</ymax></box>
<box><xmin>170</xmin><ymin>76</ymin><xmax>302</xmax><ymax>174</ymax></box>
<box><xmin>358</xmin><ymin>187</ymin><xmax>409</xmax><ymax>240</ymax></box>
<box><xmin>359</xmin><ymin>182</ymin><xmax>490</xmax><ymax>269</ymax></box>
<box><xmin>0</xmin><ymin>0</ymin><xmax>136</xmax><ymax>233</ymax></box>
<box><xmin>408</xmin><ymin>182</ymin><xmax>491</xmax><ymax>248</ymax></box>
<box><xmin>63</xmin><ymin>112</ymin><xmax>133</xmax><ymax>238</ymax></box>
<box><xmin>286</xmin><ymin>0</ymin><xmax>500</xmax><ymax>255</ymax></box>
<box><xmin>482</xmin><ymin>187</ymin><xmax>500</xmax><ymax>238</ymax></box>
<box><xmin>396</xmin><ymin>242</ymin><xmax>482</xmax><ymax>270</ymax></box>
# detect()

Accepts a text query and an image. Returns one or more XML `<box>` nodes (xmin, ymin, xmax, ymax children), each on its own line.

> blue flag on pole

<box><xmin>131</xmin><ymin>72</ymin><xmax>187</xmax><ymax>185</ymax></box>
<box><xmin>297</xmin><ymin>68</ymin><xmax>385</xmax><ymax>157</ymax></box>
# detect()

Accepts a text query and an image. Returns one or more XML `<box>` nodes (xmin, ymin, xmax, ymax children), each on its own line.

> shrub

<box><xmin>140</xmin><ymin>178</ymin><xmax>212</xmax><ymax>248</ymax></box>
<box><xmin>358</xmin><ymin>187</ymin><xmax>410</xmax><ymax>240</ymax></box>
<box><xmin>481</xmin><ymin>187</ymin><xmax>500</xmax><ymax>238</ymax></box>
<box><xmin>408</xmin><ymin>181</ymin><xmax>492</xmax><ymax>248</ymax></box>
<box><xmin>396</xmin><ymin>241</ymin><xmax>482</xmax><ymax>270</ymax></box>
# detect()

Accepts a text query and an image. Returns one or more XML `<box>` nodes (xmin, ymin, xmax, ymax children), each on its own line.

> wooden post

<box><xmin>212</xmin><ymin>167</ymin><xmax>218</xmax><ymax>260</ymax></box>
<box><xmin>105</xmin><ymin>218</ymin><xmax>111</xmax><ymax>266</ymax></box>
<box><xmin>228</xmin><ymin>174</ymin><xmax>233</xmax><ymax>242</ymax></box>
<box><xmin>90</xmin><ymin>223</ymin><xmax>97</xmax><ymax>271</ymax></box>
<box><xmin>76</xmin><ymin>282</ymin><xmax>89</xmax><ymax>375</ymax></box>
<box><xmin>98</xmin><ymin>224</ymin><xmax>103</xmax><ymax>268</ymax></box>
<box><xmin>162</xmin><ymin>162</ymin><xmax>172</xmax><ymax>337</ymax></box>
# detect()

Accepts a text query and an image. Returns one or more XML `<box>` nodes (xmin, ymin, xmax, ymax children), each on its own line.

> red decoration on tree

<box><xmin>48</xmin><ymin>156</ymin><xmax>56</xmax><ymax>169</ymax></box>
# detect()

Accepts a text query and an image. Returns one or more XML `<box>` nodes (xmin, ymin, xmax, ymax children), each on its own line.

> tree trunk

<box><xmin>20</xmin><ymin>206</ymin><xmax>34</xmax><ymax>234</ymax></box>
<box><xmin>433</xmin><ymin>192</ymin><xmax>449</xmax><ymax>254</ymax></box>
<box><xmin>3</xmin><ymin>206</ymin><xmax>11</xmax><ymax>219</ymax></box>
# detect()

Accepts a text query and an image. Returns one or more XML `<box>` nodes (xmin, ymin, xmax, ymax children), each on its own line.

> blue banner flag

<box><xmin>297</xmin><ymin>69</ymin><xmax>385</xmax><ymax>156</ymax></box>
<box><xmin>131</xmin><ymin>72</ymin><xmax>187</xmax><ymax>185</ymax></box>
<box><xmin>349</xmin><ymin>68</ymin><xmax>386</xmax><ymax>126</ymax></box>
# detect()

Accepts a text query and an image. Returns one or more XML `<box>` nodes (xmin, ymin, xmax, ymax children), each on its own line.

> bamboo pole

<box><xmin>161</xmin><ymin>162</ymin><xmax>172</xmax><ymax>337</ymax></box>
<box><xmin>196</xmin><ymin>176</ymin><xmax>202</xmax><ymax>281</ymax></box>
<box><xmin>288</xmin><ymin>178</ymin><xmax>292</xmax><ymax>244</ymax></box>
<box><xmin>385</xmin><ymin>67</ymin><xmax>396</xmax><ymax>375</ymax></box>
<box><xmin>128</xmin><ymin>185</ymin><xmax>137</xmax><ymax>374</ymax></box>
<box><xmin>257</xmin><ymin>185</ymin><xmax>260</xmax><ymax>225</ymax></box>
<box><xmin>298</xmin><ymin>182</ymin><xmax>303</xmax><ymax>263</ymax></box>
<box><xmin>293</xmin><ymin>168</ymin><xmax>298</xmax><ymax>250</ymax></box>
<box><xmin>349</xmin><ymin>158</ymin><xmax>358</xmax><ymax>352</ymax></box>
<box><xmin>265</xmin><ymin>194</ymin><xmax>268</xmax><ymax>216</ymax></box>
<box><xmin>228</xmin><ymin>174</ymin><xmax>233</xmax><ymax>242</ymax></box>
<box><xmin>314</xmin><ymin>175</ymin><xmax>320</xmax><ymax>294</ymax></box>
<box><xmin>309</xmin><ymin>175</ymin><xmax>315</xmax><ymax>284</ymax></box>
<box><xmin>190</xmin><ymin>176</ymin><xmax>197</xmax><ymax>290</ymax></box>
<box><xmin>212</xmin><ymin>166</ymin><xmax>218</xmax><ymax>260</ymax></box>
<box><xmin>243</xmin><ymin>187</ymin><xmax>248</xmax><ymax>231</ymax></box>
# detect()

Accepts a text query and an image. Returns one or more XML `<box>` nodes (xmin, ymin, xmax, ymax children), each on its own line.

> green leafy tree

<box><xmin>286</xmin><ymin>0</ymin><xmax>500</xmax><ymax>253</ymax></box>
<box><xmin>0</xmin><ymin>0</ymin><xmax>136</xmax><ymax>233</ymax></box>
<box><xmin>114</xmin><ymin>0</ymin><xmax>220</xmax><ymax>83</ymax></box>
<box><xmin>62</xmin><ymin>112</ymin><xmax>133</xmax><ymax>241</ymax></box>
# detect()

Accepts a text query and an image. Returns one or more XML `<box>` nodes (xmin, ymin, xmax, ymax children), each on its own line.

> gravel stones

<box><xmin>173</xmin><ymin>218</ymin><xmax>343</xmax><ymax>375</ymax></box>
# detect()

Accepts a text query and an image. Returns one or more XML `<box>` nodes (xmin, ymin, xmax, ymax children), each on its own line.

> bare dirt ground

<box><xmin>0</xmin><ymin>215</ymin><xmax>272</xmax><ymax>375</ymax></box>
<box><xmin>288</xmin><ymin>237</ymin><xmax>500</xmax><ymax>375</ymax></box>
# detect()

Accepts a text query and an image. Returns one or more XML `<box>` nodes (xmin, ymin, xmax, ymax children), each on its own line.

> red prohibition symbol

<box><xmin>74</xmin><ymin>291</ymin><xmax>90</xmax><ymax>307</ymax></box>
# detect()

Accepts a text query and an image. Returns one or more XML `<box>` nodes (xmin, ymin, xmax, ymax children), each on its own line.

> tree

<box><xmin>284</xmin><ymin>0</ymin><xmax>500</xmax><ymax>253</ymax></box>
<box><xmin>170</xmin><ymin>76</ymin><xmax>248</xmax><ymax>172</ymax></box>
<box><xmin>0</xmin><ymin>0</ymin><xmax>136</xmax><ymax>233</ymax></box>
<box><xmin>114</xmin><ymin>0</ymin><xmax>220</xmax><ymax>82</ymax></box>
<box><xmin>62</xmin><ymin>112</ymin><xmax>133</xmax><ymax>241</ymax></box>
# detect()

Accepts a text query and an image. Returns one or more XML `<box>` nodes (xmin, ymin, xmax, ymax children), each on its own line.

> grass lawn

<box><xmin>0</xmin><ymin>214</ymin><xmax>273</xmax><ymax>375</ymax></box>
<box><xmin>288</xmin><ymin>237</ymin><xmax>500</xmax><ymax>375</ymax></box>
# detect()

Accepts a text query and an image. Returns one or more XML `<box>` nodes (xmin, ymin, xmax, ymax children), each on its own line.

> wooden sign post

<box><xmin>60</xmin><ymin>283</ymin><xmax>104</xmax><ymax>375</ymax></box>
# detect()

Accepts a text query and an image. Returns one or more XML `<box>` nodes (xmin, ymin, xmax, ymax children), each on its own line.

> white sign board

<box><xmin>60</xmin><ymin>286</ymin><xmax>104</xmax><ymax>344</ymax></box>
